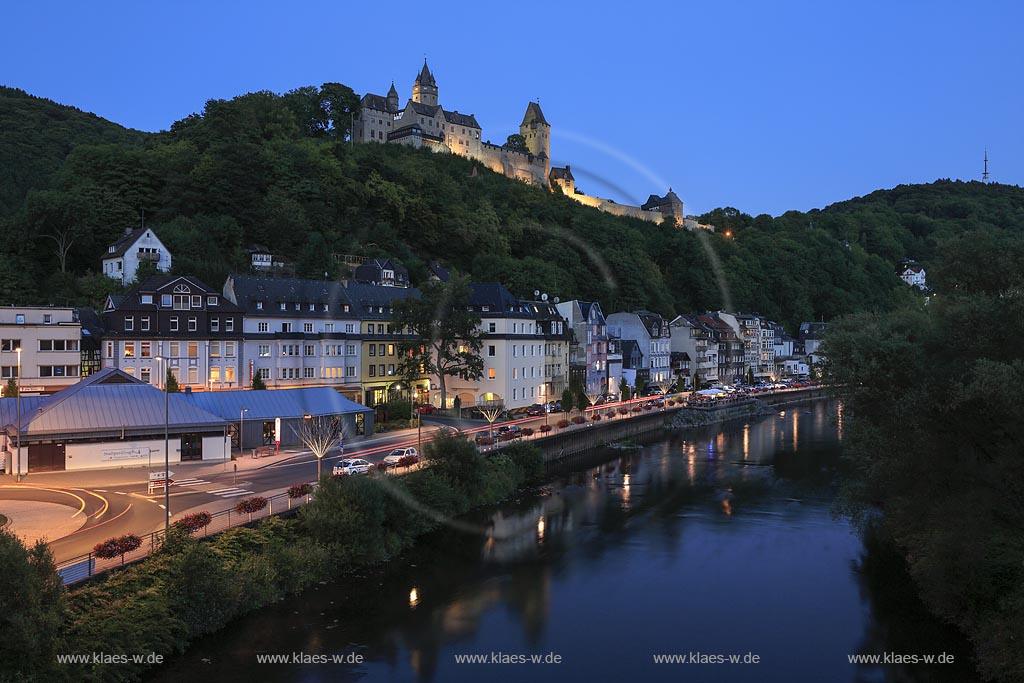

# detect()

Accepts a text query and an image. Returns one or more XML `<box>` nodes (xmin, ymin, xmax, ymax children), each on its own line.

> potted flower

<box><xmin>235</xmin><ymin>495</ymin><xmax>268</xmax><ymax>520</ymax></box>
<box><xmin>539</xmin><ymin>424</ymin><xmax>552</xmax><ymax>433</ymax></box>
<box><xmin>93</xmin><ymin>534</ymin><xmax>143</xmax><ymax>565</ymax></box>
<box><xmin>557</xmin><ymin>419</ymin><xmax>571</xmax><ymax>429</ymax></box>
<box><xmin>172</xmin><ymin>511</ymin><xmax>212</xmax><ymax>535</ymax></box>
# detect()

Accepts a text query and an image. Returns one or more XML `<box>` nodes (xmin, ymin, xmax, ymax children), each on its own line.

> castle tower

<box><xmin>386</xmin><ymin>82</ymin><xmax>399</xmax><ymax>113</ymax></box>
<box><xmin>412</xmin><ymin>60</ymin><xmax>438</xmax><ymax>107</ymax></box>
<box><xmin>520</xmin><ymin>101</ymin><xmax>550</xmax><ymax>161</ymax></box>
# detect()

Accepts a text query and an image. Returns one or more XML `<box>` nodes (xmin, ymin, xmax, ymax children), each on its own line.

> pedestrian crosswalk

<box><xmin>173</xmin><ymin>477</ymin><xmax>209</xmax><ymax>488</ymax></box>
<box><xmin>206</xmin><ymin>486</ymin><xmax>256</xmax><ymax>498</ymax></box>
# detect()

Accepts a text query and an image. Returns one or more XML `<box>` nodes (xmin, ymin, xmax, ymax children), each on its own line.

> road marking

<box><xmin>207</xmin><ymin>487</ymin><xmax>255</xmax><ymax>498</ymax></box>
<box><xmin>173</xmin><ymin>477</ymin><xmax>208</xmax><ymax>487</ymax></box>
<box><xmin>158</xmin><ymin>504</ymin><xmax>166</xmax><ymax>510</ymax></box>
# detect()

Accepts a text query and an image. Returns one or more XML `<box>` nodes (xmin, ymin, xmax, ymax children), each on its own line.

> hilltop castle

<box><xmin>354</xmin><ymin>60</ymin><xmax>550</xmax><ymax>185</ymax></box>
<box><xmin>355</xmin><ymin>61</ymin><xmax>705</xmax><ymax>229</ymax></box>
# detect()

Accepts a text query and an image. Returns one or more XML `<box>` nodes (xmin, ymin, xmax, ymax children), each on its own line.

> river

<box><xmin>151</xmin><ymin>400</ymin><xmax>979</xmax><ymax>682</ymax></box>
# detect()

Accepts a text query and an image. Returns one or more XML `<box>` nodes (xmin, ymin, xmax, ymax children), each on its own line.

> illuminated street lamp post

<box><xmin>155</xmin><ymin>357</ymin><xmax>170</xmax><ymax>531</ymax></box>
<box><xmin>15</xmin><ymin>347</ymin><xmax>22</xmax><ymax>482</ymax></box>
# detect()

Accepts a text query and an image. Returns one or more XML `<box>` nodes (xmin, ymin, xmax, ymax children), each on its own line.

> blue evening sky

<box><xmin>4</xmin><ymin>1</ymin><xmax>1020</xmax><ymax>216</ymax></box>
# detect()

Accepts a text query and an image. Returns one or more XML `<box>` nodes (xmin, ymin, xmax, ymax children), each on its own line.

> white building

<box><xmin>900</xmin><ymin>264</ymin><xmax>927</xmax><ymax>289</ymax></box>
<box><xmin>0</xmin><ymin>307</ymin><xmax>82</xmax><ymax>395</ymax></box>
<box><xmin>442</xmin><ymin>283</ymin><xmax>569</xmax><ymax>412</ymax></box>
<box><xmin>102</xmin><ymin>228</ymin><xmax>172</xmax><ymax>286</ymax></box>
<box><xmin>222</xmin><ymin>275</ymin><xmax>364</xmax><ymax>401</ymax></box>
<box><xmin>606</xmin><ymin>311</ymin><xmax>672</xmax><ymax>389</ymax></box>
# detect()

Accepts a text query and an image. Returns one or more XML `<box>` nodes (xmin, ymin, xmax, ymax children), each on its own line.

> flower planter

<box><xmin>93</xmin><ymin>534</ymin><xmax>143</xmax><ymax>565</ymax></box>
<box><xmin>172</xmin><ymin>511</ymin><xmax>212</xmax><ymax>535</ymax></box>
<box><xmin>539</xmin><ymin>424</ymin><xmax>552</xmax><ymax>433</ymax></box>
<box><xmin>557</xmin><ymin>420</ymin><xmax>571</xmax><ymax>429</ymax></box>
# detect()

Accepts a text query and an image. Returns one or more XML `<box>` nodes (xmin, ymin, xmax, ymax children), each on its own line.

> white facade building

<box><xmin>0</xmin><ymin>307</ymin><xmax>82</xmax><ymax>395</ymax></box>
<box><xmin>102</xmin><ymin>228</ymin><xmax>172</xmax><ymax>286</ymax></box>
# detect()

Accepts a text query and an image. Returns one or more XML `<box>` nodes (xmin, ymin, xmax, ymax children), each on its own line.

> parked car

<box><xmin>496</xmin><ymin>425</ymin><xmax>523</xmax><ymax>439</ymax></box>
<box><xmin>381</xmin><ymin>447</ymin><xmax>419</xmax><ymax>468</ymax></box>
<box><xmin>547</xmin><ymin>401</ymin><xmax>562</xmax><ymax>413</ymax></box>
<box><xmin>526</xmin><ymin>404</ymin><xmax>546</xmax><ymax>417</ymax></box>
<box><xmin>416</xmin><ymin>404</ymin><xmax>437</xmax><ymax>414</ymax></box>
<box><xmin>333</xmin><ymin>458</ymin><xmax>372</xmax><ymax>475</ymax></box>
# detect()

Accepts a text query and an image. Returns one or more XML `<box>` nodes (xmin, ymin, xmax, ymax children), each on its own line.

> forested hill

<box><xmin>1</xmin><ymin>83</ymin><xmax>1021</xmax><ymax>331</ymax></box>
<box><xmin>0</xmin><ymin>86</ymin><xmax>147</xmax><ymax>217</ymax></box>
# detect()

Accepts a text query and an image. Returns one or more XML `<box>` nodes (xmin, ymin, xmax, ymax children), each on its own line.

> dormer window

<box><xmin>208</xmin><ymin>296</ymin><xmax>217</xmax><ymax>306</ymax></box>
<box><xmin>256</xmin><ymin>301</ymin><xmax>263</xmax><ymax>310</ymax></box>
<box><xmin>141</xmin><ymin>294</ymin><xmax>153</xmax><ymax>305</ymax></box>
<box><xmin>308</xmin><ymin>304</ymin><xmax>315</xmax><ymax>312</ymax></box>
<box><xmin>161</xmin><ymin>294</ymin><xmax>172</xmax><ymax>307</ymax></box>
<box><xmin>280</xmin><ymin>303</ymin><xmax>286</xmax><ymax>311</ymax></box>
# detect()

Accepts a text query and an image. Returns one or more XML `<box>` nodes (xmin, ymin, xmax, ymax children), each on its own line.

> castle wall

<box><xmin>564</xmin><ymin>192</ymin><xmax>665</xmax><ymax>224</ymax></box>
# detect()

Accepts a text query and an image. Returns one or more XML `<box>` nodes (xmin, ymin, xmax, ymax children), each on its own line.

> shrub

<box><xmin>172</xmin><ymin>511</ymin><xmax>212</xmax><ymax>535</ymax></box>
<box><xmin>0</xmin><ymin>528</ymin><xmax>63</xmax><ymax>681</ymax></box>
<box><xmin>539</xmin><ymin>424</ymin><xmax>552</xmax><ymax>433</ymax></box>
<box><xmin>503</xmin><ymin>442</ymin><xmax>545</xmax><ymax>484</ymax></box>
<box><xmin>643</xmin><ymin>405</ymin><xmax>653</xmax><ymax>411</ymax></box>
<box><xmin>93</xmin><ymin>534</ymin><xmax>143</xmax><ymax>560</ymax></box>
<box><xmin>235</xmin><ymin>496</ymin><xmax>268</xmax><ymax>515</ymax></box>
<box><xmin>557</xmin><ymin>419</ymin><xmax>571</xmax><ymax>429</ymax></box>
<box><xmin>521</xmin><ymin>427</ymin><xmax>534</xmax><ymax>436</ymax></box>
<box><xmin>475</xmin><ymin>436</ymin><xmax>495</xmax><ymax>446</ymax></box>
<box><xmin>618</xmin><ymin>407</ymin><xmax>630</xmax><ymax>415</ymax></box>
<box><xmin>397</xmin><ymin>454</ymin><xmax>418</xmax><ymax>468</ymax></box>
<box><xmin>590</xmin><ymin>414</ymin><xmax>602</xmax><ymax>421</ymax></box>
<box><xmin>571</xmin><ymin>416</ymin><xmax>586</xmax><ymax>424</ymax></box>
<box><xmin>424</xmin><ymin>431</ymin><xmax>485</xmax><ymax>495</ymax></box>
<box><xmin>288</xmin><ymin>483</ymin><xmax>313</xmax><ymax>498</ymax></box>
<box><xmin>166</xmin><ymin>539</ymin><xmax>240</xmax><ymax>636</ymax></box>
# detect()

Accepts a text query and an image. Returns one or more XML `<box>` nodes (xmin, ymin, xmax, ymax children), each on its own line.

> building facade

<box><xmin>102</xmin><ymin>228</ymin><xmax>172</xmax><ymax>286</ymax></box>
<box><xmin>222</xmin><ymin>275</ymin><xmax>363</xmax><ymax>400</ymax></box>
<box><xmin>0</xmin><ymin>307</ymin><xmax>82</xmax><ymax>395</ymax></box>
<box><xmin>606</xmin><ymin>311</ymin><xmax>672</xmax><ymax>390</ymax></box>
<box><xmin>101</xmin><ymin>275</ymin><xmax>243</xmax><ymax>391</ymax></box>
<box><xmin>555</xmin><ymin>300</ymin><xmax>610</xmax><ymax>397</ymax></box>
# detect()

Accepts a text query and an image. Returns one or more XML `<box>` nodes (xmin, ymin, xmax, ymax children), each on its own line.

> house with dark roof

<box><xmin>352</xmin><ymin>258</ymin><xmax>410</xmax><ymax>288</ymax></box>
<box><xmin>101</xmin><ymin>275</ymin><xmax>242</xmax><ymax>390</ymax></box>
<box><xmin>440</xmin><ymin>283</ymin><xmax>569</xmax><ymax>413</ymax></box>
<box><xmin>102</xmin><ymin>227</ymin><xmax>172</xmax><ymax>286</ymax></box>
<box><xmin>607</xmin><ymin>311</ymin><xmax>672</xmax><ymax>390</ymax></box>
<box><xmin>555</xmin><ymin>299</ymin><xmax>611</xmax><ymax>396</ymax></box>
<box><xmin>222</xmin><ymin>274</ymin><xmax>361</xmax><ymax>398</ymax></box>
<box><xmin>898</xmin><ymin>260</ymin><xmax>927</xmax><ymax>289</ymax></box>
<box><xmin>427</xmin><ymin>262</ymin><xmax>451</xmax><ymax>282</ymax></box>
<box><xmin>640</xmin><ymin>189</ymin><xmax>684</xmax><ymax>225</ymax></box>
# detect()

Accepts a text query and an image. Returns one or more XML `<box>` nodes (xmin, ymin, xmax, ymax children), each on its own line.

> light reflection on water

<box><xmin>151</xmin><ymin>400</ymin><xmax>978</xmax><ymax>683</ymax></box>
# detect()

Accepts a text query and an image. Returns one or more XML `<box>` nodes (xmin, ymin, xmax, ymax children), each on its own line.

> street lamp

<box><xmin>239</xmin><ymin>407</ymin><xmax>248</xmax><ymax>457</ymax></box>
<box><xmin>155</xmin><ymin>356</ymin><xmax>170</xmax><ymax>531</ymax></box>
<box><xmin>15</xmin><ymin>347</ymin><xmax>21</xmax><ymax>482</ymax></box>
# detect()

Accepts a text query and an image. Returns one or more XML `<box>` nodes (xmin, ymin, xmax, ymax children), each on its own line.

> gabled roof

<box><xmin>345</xmin><ymin>281</ymin><xmax>420</xmax><ymax>320</ymax></box>
<box><xmin>549</xmin><ymin>166</ymin><xmax>574</xmax><ymax>181</ymax></box>
<box><xmin>224</xmin><ymin>275</ymin><xmax>354</xmax><ymax>318</ymax></box>
<box><xmin>428</xmin><ymin>262</ymin><xmax>450</xmax><ymax>282</ymax></box>
<box><xmin>352</xmin><ymin>258</ymin><xmax>410</xmax><ymax>286</ymax></box>
<box><xmin>444</xmin><ymin>110</ymin><xmax>480</xmax><ymax>129</ymax></box>
<box><xmin>361</xmin><ymin>93</ymin><xmax>391</xmax><ymax>112</ymax></box>
<box><xmin>468</xmin><ymin>282</ymin><xmax>532</xmax><ymax>318</ymax></box>
<box><xmin>104</xmin><ymin>228</ymin><xmax>162</xmax><ymax>259</ymax></box>
<box><xmin>521</xmin><ymin>101</ymin><xmax>548</xmax><ymax>126</ymax></box>
<box><xmin>181</xmin><ymin>386</ymin><xmax>372</xmax><ymax>422</ymax></box>
<box><xmin>409</xmin><ymin>101</ymin><xmax>441</xmax><ymax>117</ymax></box>
<box><xmin>641</xmin><ymin>188</ymin><xmax>681</xmax><ymax>211</ymax></box>
<box><xmin>108</xmin><ymin>275</ymin><xmax>241</xmax><ymax>313</ymax></box>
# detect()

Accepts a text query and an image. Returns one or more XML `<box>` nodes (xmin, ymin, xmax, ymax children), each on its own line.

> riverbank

<box><xmin>8</xmin><ymin>437</ymin><xmax>545</xmax><ymax>683</ymax></box>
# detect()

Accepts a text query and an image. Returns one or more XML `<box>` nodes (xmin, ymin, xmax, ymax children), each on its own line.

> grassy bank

<box><xmin>0</xmin><ymin>434</ymin><xmax>544</xmax><ymax>683</ymax></box>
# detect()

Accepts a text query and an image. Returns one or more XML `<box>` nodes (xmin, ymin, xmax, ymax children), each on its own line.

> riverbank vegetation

<box><xmin>0</xmin><ymin>435</ymin><xmax>544</xmax><ymax>683</ymax></box>
<box><xmin>824</xmin><ymin>229</ymin><xmax>1024</xmax><ymax>682</ymax></box>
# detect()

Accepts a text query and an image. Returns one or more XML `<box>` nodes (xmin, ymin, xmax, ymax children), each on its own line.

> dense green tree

<box><xmin>561</xmin><ymin>388</ymin><xmax>574</xmax><ymax>414</ymax></box>
<box><xmin>0</xmin><ymin>528</ymin><xmax>64</xmax><ymax>682</ymax></box>
<box><xmin>393</xmin><ymin>276</ymin><xmax>483</xmax><ymax>411</ymax></box>
<box><xmin>504</xmin><ymin>134</ymin><xmax>529</xmax><ymax>152</ymax></box>
<box><xmin>165</xmin><ymin>368</ymin><xmax>180</xmax><ymax>393</ymax></box>
<box><xmin>251</xmin><ymin>374</ymin><xmax>267</xmax><ymax>390</ymax></box>
<box><xmin>4</xmin><ymin>378</ymin><xmax>16</xmax><ymax>397</ymax></box>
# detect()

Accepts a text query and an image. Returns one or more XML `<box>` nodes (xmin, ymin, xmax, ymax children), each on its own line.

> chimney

<box><xmin>184</xmin><ymin>386</ymin><xmax>192</xmax><ymax>394</ymax></box>
<box><xmin>124</xmin><ymin>227</ymin><xmax>133</xmax><ymax>237</ymax></box>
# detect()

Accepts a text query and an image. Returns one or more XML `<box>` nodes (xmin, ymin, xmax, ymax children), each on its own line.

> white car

<box><xmin>380</xmin><ymin>447</ymin><xmax>419</xmax><ymax>469</ymax></box>
<box><xmin>333</xmin><ymin>458</ymin><xmax>372</xmax><ymax>476</ymax></box>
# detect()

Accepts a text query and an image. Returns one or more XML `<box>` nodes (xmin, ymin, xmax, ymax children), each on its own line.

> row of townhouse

<box><xmin>1</xmin><ymin>271</ymin><xmax>827</xmax><ymax>409</ymax></box>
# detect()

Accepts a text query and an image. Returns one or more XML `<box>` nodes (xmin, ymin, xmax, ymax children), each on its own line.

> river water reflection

<box><xmin>152</xmin><ymin>401</ymin><xmax>978</xmax><ymax>682</ymax></box>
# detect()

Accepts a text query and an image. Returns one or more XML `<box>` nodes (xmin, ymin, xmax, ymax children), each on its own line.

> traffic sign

<box><xmin>149</xmin><ymin>471</ymin><xmax>174</xmax><ymax>481</ymax></box>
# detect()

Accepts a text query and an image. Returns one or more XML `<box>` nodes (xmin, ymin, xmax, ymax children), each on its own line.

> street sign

<box><xmin>149</xmin><ymin>471</ymin><xmax>174</xmax><ymax>481</ymax></box>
